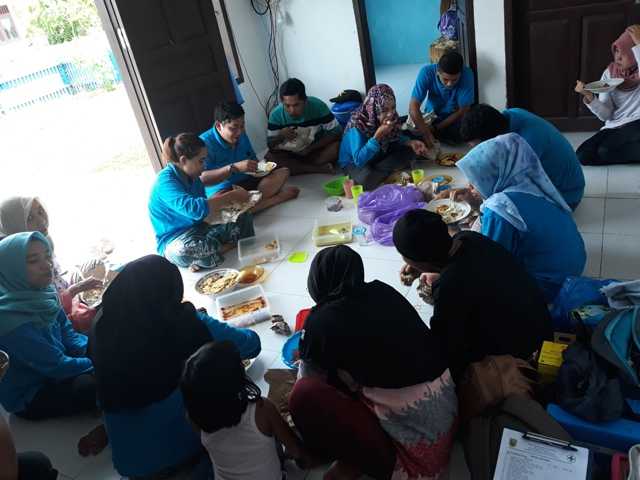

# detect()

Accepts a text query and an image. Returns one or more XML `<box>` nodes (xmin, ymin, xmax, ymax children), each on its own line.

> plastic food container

<box><xmin>323</xmin><ymin>176</ymin><xmax>348</xmax><ymax>196</ymax></box>
<box><xmin>215</xmin><ymin>285</ymin><xmax>271</xmax><ymax>327</ymax></box>
<box><xmin>312</xmin><ymin>218</ymin><xmax>353</xmax><ymax>247</ymax></box>
<box><xmin>238</xmin><ymin>234</ymin><xmax>280</xmax><ymax>266</ymax></box>
<box><xmin>325</xmin><ymin>196</ymin><xmax>343</xmax><ymax>212</ymax></box>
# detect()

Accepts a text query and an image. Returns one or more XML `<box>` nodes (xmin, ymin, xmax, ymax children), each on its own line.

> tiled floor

<box><xmin>5</xmin><ymin>132</ymin><xmax>640</xmax><ymax>479</ymax></box>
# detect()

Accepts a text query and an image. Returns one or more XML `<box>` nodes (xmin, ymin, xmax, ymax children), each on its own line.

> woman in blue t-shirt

<box><xmin>0</xmin><ymin>232</ymin><xmax>96</xmax><ymax>420</ymax></box>
<box><xmin>90</xmin><ymin>255</ymin><xmax>261</xmax><ymax>478</ymax></box>
<box><xmin>148</xmin><ymin>133</ymin><xmax>254</xmax><ymax>271</ymax></box>
<box><xmin>456</xmin><ymin>133</ymin><xmax>586</xmax><ymax>303</ymax></box>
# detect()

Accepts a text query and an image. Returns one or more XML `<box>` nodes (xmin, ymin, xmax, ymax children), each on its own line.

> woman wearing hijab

<box><xmin>575</xmin><ymin>25</ymin><xmax>640</xmax><ymax>165</ymax></box>
<box><xmin>290</xmin><ymin>246</ymin><xmax>457</xmax><ymax>480</ymax></box>
<box><xmin>91</xmin><ymin>255</ymin><xmax>260</xmax><ymax>479</ymax></box>
<box><xmin>0</xmin><ymin>232</ymin><xmax>96</xmax><ymax>420</ymax></box>
<box><xmin>338</xmin><ymin>84</ymin><xmax>429</xmax><ymax>190</ymax></box>
<box><xmin>0</xmin><ymin>196</ymin><xmax>101</xmax><ymax>333</ymax></box>
<box><xmin>456</xmin><ymin>133</ymin><xmax>586</xmax><ymax>302</ymax></box>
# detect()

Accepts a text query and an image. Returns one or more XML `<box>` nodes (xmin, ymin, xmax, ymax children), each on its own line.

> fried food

<box><xmin>265</xmin><ymin>240</ymin><xmax>279</xmax><ymax>251</ymax></box>
<box><xmin>199</xmin><ymin>271</ymin><xmax>238</xmax><ymax>294</ymax></box>
<box><xmin>437</xmin><ymin>152</ymin><xmax>463</xmax><ymax>166</ymax></box>
<box><xmin>221</xmin><ymin>297</ymin><xmax>267</xmax><ymax>321</ymax></box>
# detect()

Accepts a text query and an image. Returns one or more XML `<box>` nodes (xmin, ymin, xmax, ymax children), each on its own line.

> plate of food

<box><xmin>584</xmin><ymin>78</ymin><xmax>624</xmax><ymax>94</ymax></box>
<box><xmin>195</xmin><ymin>268</ymin><xmax>240</xmax><ymax>296</ymax></box>
<box><xmin>247</xmin><ymin>161</ymin><xmax>277</xmax><ymax>178</ymax></box>
<box><xmin>426</xmin><ymin>199</ymin><xmax>471</xmax><ymax>224</ymax></box>
<box><xmin>237</xmin><ymin>265</ymin><xmax>266</xmax><ymax>286</ymax></box>
<box><xmin>437</xmin><ymin>152</ymin><xmax>464</xmax><ymax>167</ymax></box>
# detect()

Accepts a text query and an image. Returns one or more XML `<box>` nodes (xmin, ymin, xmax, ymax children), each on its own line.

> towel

<box><xmin>602</xmin><ymin>279</ymin><xmax>640</xmax><ymax>308</ymax></box>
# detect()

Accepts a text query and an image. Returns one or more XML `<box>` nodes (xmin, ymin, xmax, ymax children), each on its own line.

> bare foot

<box><xmin>78</xmin><ymin>424</ymin><xmax>108</xmax><ymax>457</ymax></box>
<box><xmin>281</xmin><ymin>186</ymin><xmax>300</xmax><ymax>201</ymax></box>
<box><xmin>189</xmin><ymin>264</ymin><xmax>201</xmax><ymax>272</ymax></box>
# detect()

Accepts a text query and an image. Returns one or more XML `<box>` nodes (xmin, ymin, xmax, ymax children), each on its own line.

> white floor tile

<box><xmin>604</xmin><ymin>198</ymin><xmax>640</xmax><ymax>236</ymax></box>
<box><xmin>563</xmin><ymin>131</ymin><xmax>594</xmax><ymax>151</ymax></box>
<box><xmin>73</xmin><ymin>449</ymin><xmax>120</xmax><ymax>480</ymax></box>
<box><xmin>607</xmin><ymin>164</ymin><xmax>640</xmax><ymax>198</ymax></box>
<box><xmin>601</xmin><ymin>234</ymin><xmax>640</xmax><ymax>280</ymax></box>
<box><xmin>581</xmin><ymin>233</ymin><xmax>603</xmax><ymax>278</ymax></box>
<box><xmin>9</xmin><ymin>414</ymin><xmax>103</xmax><ymax>478</ymax></box>
<box><xmin>247</xmin><ymin>349</ymin><xmax>278</xmax><ymax>394</ymax></box>
<box><xmin>250</xmin><ymin>293</ymin><xmax>311</xmax><ymax>353</ymax></box>
<box><xmin>404</xmin><ymin>283</ymin><xmax>435</xmax><ymax>326</ymax></box>
<box><xmin>573</xmin><ymin>197</ymin><xmax>604</xmax><ymax>234</ymax></box>
<box><xmin>582</xmin><ymin>166</ymin><xmax>608</xmax><ymax>198</ymax></box>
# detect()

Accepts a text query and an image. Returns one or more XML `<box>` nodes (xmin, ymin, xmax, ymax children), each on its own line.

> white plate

<box><xmin>584</xmin><ymin>78</ymin><xmax>624</xmax><ymax>94</ymax></box>
<box><xmin>246</xmin><ymin>161</ymin><xmax>277</xmax><ymax>178</ymax></box>
<box><xmin>426</xmin><ymin>199</ymin><xmax>472</xmax><ymax>224</ymax></box>
<box><xmin>195</xmin><ymin>268</ymin><xmax>240</xmax><ymax>296</ymax></box>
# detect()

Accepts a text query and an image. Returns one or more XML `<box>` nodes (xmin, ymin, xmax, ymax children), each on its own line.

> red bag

<box><xmin>295</xmin><ymin>308</ymin><xmax>311</xmax><ymax>332</ymax></box>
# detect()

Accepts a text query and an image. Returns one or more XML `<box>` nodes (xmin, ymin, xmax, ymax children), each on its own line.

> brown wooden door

<box><xmin>112</xmin><ymin>0</ymin><xmax>234</xmax><ymax>140</ymax></box>
<box><xmin>456</xmin><ymin>0</ymin><xmax>479</xmax><ymax>103</ymax></box>
<box><xmin>509</xmin><ymin>0</ymin><xmax>640</xmax><ymax>131</ymax></box>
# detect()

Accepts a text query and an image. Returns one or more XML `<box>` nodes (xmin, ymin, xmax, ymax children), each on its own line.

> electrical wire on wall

<box><xmin>250</xmin><ymin>0</ymin><xmax>280</xmax><ymax>117</ymax></box>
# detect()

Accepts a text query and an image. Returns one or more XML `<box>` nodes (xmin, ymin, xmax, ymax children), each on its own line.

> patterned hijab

<box><xmin>609</xmin><ymin>31</ymin><xmax>640</xmax><ymax>92</ymax></box>
<box><xmin>0</xmin><ymin>232</ymin><xmax>60</xmax><ymax>336</ymax></box>
<box><xmin>457</xmin><ymin>133</ymin><xmax>570</xmax><ymax>232</ymax></box>
<box><xmin>346</xmin><ymin>84</ymin><xmax>401</xmax><ymax>149</ymax></box>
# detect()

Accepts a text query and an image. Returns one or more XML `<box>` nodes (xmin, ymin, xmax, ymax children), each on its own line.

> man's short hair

<box><xmin>460</xmin><ymin>104</ymin><xmax>509</xmax><ymax>142</ymax></box>
<box><xmin>279</xmin><ymin>78</ymin><xmax>307</xmax><ymax>100</ymax></box>
<box><xmin>438</xmin><ymin>50</ymin><xmax>464</xmax><ymax>75</ymax></box>
<box><xmin>214</xmin><ymin>101</ymin><xmax>245</xmax><ymax>124</ymax></box>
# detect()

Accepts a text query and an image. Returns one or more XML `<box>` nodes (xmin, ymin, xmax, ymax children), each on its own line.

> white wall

<box><xmin>275</xmin><ymin>0</ymin><xmax>366</xmax><ymax>105</ymax></box>
<box><xmin>224</xmin><ymin>1</ymin><xmax>276</xmax><ymax>153</ymax></box>
<box><xmin>473</xmin><ymin>0</ymin><xmax>507</xmax><ymax>109</ymax></box>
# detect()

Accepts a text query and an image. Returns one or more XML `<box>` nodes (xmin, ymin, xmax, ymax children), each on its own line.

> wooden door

<box><xmin>508</xmin><ymin>0</ymin><xmax>640</xmax><ymax>131</ymax></box>
<box><xmin>111</xmin><ymin>0</ymin><xmax>234</xmax><ymax>141</ymax></box>
<box><xmin>456</xmin><ymin>0</ymin><xmax>478</xmax><ymax>103</ymax></box>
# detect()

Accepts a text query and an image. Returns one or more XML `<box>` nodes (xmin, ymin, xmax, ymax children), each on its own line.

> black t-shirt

<box><xmin>431</xmin><ymin>231</ymin><xmax>553</xmax><ymax>381</ymax></box>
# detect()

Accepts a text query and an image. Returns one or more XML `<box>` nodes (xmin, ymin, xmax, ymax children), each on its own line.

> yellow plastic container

<box><xmin>351</xmin><ymin>185</ymin><xmax>364</xmax><ymax>203</ymax></box>
<box><xmin>411</xmin><ymin>169</ymin><xmax>425</xmax><ymax>184</ymax></box>
<box><xmin>538</xmin><ymin>341</ymin><xmax>569</xmax><ymax>383</ymax></box>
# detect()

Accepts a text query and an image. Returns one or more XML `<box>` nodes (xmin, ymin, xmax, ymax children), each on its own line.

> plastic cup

<box><xmin>351</xmin><ymin>185</ymin><xmax>364</xmax><ymax>203</ymax></box>
<box><xmin>411</xmin><ymin>169</ymin><xmax>425</xmax><ymax>184</ymax></box>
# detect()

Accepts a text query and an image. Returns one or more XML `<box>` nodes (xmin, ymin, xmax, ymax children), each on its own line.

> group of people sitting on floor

<box><xmin>2</xmin><ymin>24</ymin><xmax>640</xmax><ymax>480</ymax></box>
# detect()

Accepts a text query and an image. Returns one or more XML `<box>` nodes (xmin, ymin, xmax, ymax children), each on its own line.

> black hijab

<box><xmin>91</xmin><ymin>255</ymin><xmax>211</xmax><ymax>412</ymax></box>
<box><xmin>301</xmin><ymin>246</ymin><xmax>448</xmax><ymax>388</ymax></box>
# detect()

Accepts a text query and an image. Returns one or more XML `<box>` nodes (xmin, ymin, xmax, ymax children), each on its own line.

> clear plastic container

<box><xmin>238</xmin><ymin>234</ymin><xmax>280</xmax><ymax>266</ymax></box>
<box><xmin>312</xmin><ymin>218</ymin><xmax>353</xmax><ymax>247</ymax></box>
<box><xmin>215</xmin><ymin>285</ymin><xmax>271</xmax><ymax>327</ymax></box>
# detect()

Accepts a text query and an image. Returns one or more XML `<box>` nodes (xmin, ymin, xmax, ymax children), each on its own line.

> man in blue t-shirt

<box><xmin>460</xmin><ymin>104</ymin><xmax>585</xmax><ymax>210</ymax></box>
<box><xmin>199</xmin><ymin>102</ymin><xmax>299</xmax><ymax>213</ymax></box>
<box><xmin>409</xmin><ymin>51</ymin><xmax>475</xmax><ymax>146</ymax></box>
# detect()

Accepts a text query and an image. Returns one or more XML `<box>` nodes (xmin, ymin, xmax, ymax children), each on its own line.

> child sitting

<box><xmin>180</xmin><ymin>341</ymin><xmax>313</xmax><ymax>480</ymax></box>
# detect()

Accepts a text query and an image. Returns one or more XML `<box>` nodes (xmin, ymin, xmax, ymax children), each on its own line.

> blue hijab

<box><xmin>0</xmin><ymin>232</ymin><xmax>60</xmax><ymax>337</ymax></box>
<box><xmin>457</xmin><ymin>133</ymin><xmax>570</xmax><ymax>232</ymax></box>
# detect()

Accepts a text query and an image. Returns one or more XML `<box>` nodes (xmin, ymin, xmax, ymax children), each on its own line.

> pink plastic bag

<box><xmin>357</xmin><ymin>185</ymin><xmax>424</xmax><ymax>225</ymax></box>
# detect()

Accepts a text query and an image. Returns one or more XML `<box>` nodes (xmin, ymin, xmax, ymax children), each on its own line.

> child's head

<box><xmin>181</xmin><ymin>341</ymin><xmax>260</xmax><ymax>433</ymax></box>
<box><xmin>161</xmin><ymin>133</ymin><xmax>207</xmax><ymax>177</ymax></box>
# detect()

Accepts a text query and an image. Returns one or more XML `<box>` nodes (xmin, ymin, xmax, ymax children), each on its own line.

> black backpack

<box><xmin>463</xmin><ymin>395</ymin><xmax>571</xmax><ymax>480</ymax></box>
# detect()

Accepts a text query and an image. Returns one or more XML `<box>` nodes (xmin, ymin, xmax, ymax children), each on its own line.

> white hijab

<box><xmin>0</xmin><ymin>196</ymin><xmax>37</xmax><ymax>238</ymax></box>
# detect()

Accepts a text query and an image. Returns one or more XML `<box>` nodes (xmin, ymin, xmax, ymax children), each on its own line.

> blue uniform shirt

<box><xmin>0</xmin><ymin>309</ymin><xmax>93</xmax><ymax>413</ymax></box>
<box><xmin>148</xmin><ymin>163</ymin><xmax>209</xmax><ymax>255</ymax></box>
<box><xmin>199</xmin><ymin>127</ymin><xmax>257</xmax><ymax>196</ymax></box>
<box><xmin>482</xmin><ymin>192</ymin><xmax>586</xmax><ymax>303</ymax></box>
<box><xmin>411</xmin><ymin>64</ymin><xmax>475</xmax><ymax>118</ymax></box>
<box><xmin>104</xmin><ymin>311</ymin><xmax>261</xmax><ymax>477</ymax></box>
<box><xmin>504</xmin><ymin>108</ymin><xmax>585</xmax><ymax>209</ymax></box>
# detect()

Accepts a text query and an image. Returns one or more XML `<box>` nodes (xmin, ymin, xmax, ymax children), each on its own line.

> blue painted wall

<box><xmin>365</xmin><ymin>0</ymin><xmax>442</xmax><ymax>66</ymax></box>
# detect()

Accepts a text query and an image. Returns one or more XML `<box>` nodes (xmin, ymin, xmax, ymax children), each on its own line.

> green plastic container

<box><xmin>323</xmin><ymin>176</ymin><xmax>348</xmax><ymax>196</ymax></box>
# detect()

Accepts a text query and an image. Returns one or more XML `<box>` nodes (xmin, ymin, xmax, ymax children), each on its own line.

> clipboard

<box><xmin>493</xmin><ymin>428</ymin><xmax>591</xmax><ymax>480</ymax></box>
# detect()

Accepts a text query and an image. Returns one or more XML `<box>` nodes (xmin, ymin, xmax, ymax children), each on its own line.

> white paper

<box><xmin>493</xmin><ymin>428</ymin><xmax>589</xmax><ymax>480</ymax></box>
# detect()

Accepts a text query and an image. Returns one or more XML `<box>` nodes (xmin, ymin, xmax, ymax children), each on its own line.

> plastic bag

<box><xmin>371</xmin><ymin>202</ymin><xmax>426</xmax><ymax>246</ymax></box>
<box><xmin>357</xmin><ymin>185</ymin><xmax>424</xmax><ymax>225</ymax></box>
<box><xmin>550</xmin><ymin>276</ymin><xmax>617</xmax><ymax>332</ymax></box>
<box><xmin>438</xmin><ymin>8</ymin><xmax>459</xmax><ymax>41</ymax></box>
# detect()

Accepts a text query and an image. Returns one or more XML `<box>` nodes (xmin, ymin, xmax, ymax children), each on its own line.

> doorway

<box><xmin>505</xmin><ymin>0</ymin><xmax>640</xmax><ymax>131</ymax></box>
<box><xmin>352</xmin><ymin>0</ymin><xmax>477</xmax><ymax>116</ymax></box>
